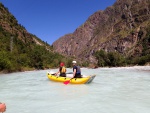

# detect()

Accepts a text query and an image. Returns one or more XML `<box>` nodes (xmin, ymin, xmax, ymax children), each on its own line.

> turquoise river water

<box><xmin>0</xmin><ymin>66</ymin><xmax>150</xmax><ymax>113</ymax></box>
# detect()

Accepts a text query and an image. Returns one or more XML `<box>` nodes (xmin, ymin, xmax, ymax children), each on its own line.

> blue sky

<box><xmin>0</xmin><ymin>0</ymin><xmax>116</xmax><ymax>45</ymax></box>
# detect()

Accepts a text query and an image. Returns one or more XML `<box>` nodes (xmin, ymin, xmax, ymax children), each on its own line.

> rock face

<box><xmin>52</xmin><ymin>0</ymin><xmax>150</xmax><ymax>63</ymax></box>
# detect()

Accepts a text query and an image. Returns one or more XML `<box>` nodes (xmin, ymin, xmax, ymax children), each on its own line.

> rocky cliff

<box><xmin>53</xmin><ymin>0</ymin><xmax>150</xmax><ymax>64</ymax></box>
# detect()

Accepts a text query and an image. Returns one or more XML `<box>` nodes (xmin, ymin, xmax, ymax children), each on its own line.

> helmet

<box><xmin>72</xmin><ymin>61</ymin><xmax>77</xmax><ymax>64</ymax></box>
<box><xmin>60</xmin><ymin>62</ymin><xmax>64</xmax><ymax>66</ymax></box>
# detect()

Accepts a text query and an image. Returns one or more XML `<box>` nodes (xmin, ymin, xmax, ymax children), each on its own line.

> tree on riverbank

<box><xmin>0</xmin><ymin>27</ymin><xmax>74</xmax><ymax>73</ymax></box>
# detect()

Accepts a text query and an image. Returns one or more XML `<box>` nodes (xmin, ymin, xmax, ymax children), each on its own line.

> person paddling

<box><xmin>72</xmin><ymin>61</ymin><xmax>82</xmax><ymax>78</ymax></box>
<box><xmin>55</xmin><ymin>62</ymin><xmax>66</xmax><ymax>77</ymax></box>
<box><xmin>63</xmin><ymin>61</ymin><xmax>82</xmax><ymax>85</ymax></box>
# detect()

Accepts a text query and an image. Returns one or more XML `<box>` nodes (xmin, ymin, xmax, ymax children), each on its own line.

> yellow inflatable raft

<box><xmin>47</xmin><ymin>72</ymin><xmax>96</xmax><ymax>84</ymax></box>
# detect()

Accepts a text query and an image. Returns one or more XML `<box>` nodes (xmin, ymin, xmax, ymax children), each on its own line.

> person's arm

<box><xmin>55</xmin><ymin>68</ymin><xmax>60</xmax><ymax>76</ymax></box>
<box><xmin>55</xmin><ymin>70</ymin><xmax>60</xmax><ymax>76</ymax></box>
<box><xmin>73</xmin><ymin>68</ymin><xmax>76</xmax><ymax>78</ymax></box>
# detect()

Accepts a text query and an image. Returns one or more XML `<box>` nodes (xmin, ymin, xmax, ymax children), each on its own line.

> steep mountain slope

<box><xmin>53</xmin><ymin>0</ymin><xmax>150</xmax><ymax>64</ymax></box>
<box><xmin>0</xmin><ymin>3</ymin><xmax>48</xmax><ymax>48</ymax></box>
<box><xmin>0</xmin><ymin>3</ymin><xmax>71</xmax><ymax>73</ymax></box>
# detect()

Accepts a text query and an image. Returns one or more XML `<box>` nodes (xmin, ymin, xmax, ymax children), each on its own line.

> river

<box><xmin>0</xmin><ymin>66</ymin><xmax>150</xmax><ymax>113</ymax></box>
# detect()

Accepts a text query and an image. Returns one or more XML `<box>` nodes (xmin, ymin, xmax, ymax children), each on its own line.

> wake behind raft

<box><xmin>47</xmin><ymin>72</ymin><xmax>96</xmax><ymax>84</ymax></box>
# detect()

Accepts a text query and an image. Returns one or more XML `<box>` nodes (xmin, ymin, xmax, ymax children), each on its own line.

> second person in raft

<box><xmin>72</xmin><ymin>61</ymin><xmax>82</xmax><ymax>78</ymax></box>
<box><xmin>55</xmin><ymin>62</ymin><xmax>67</xmax><ymax>77</ymax></box>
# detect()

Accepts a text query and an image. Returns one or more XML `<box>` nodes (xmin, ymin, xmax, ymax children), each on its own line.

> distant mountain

<box><xmin>53</xmin><ymin>0</ymin><xmax>150</xmax><ymax>66</ymax></box>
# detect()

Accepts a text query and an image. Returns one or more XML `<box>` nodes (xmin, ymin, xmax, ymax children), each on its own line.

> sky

<box><xmin>0</xmin><ymin>0</ymin><xmax>116</xmax><ymax>45</ymax></box>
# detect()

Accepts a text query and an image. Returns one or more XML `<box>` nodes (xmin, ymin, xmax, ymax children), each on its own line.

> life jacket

<box><xmin>60</xmin><ymin>66</ymin><xmax>66</xmax><ymax>73</ymax></box>
<box><xmin>73</xmin><ymin>66</ymin><xmax>81</xmax><ymax>74</ymax></box>
<box><xmin>76</xmin><ymin>66</ymin><xmax>81</xmax><ymax>74</ymax></box>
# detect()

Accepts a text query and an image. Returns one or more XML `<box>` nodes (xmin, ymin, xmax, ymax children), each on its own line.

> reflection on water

<box><xmin>0</xmin><ymin>66</ymin><xmax>150</xmax><ymax>113</ymax></box>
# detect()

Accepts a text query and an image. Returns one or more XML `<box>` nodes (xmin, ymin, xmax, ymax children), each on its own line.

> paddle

<box><xmin>63</xmin><ymin>78</ymin><xmax>73</xmax><ymax>85</ymax></box>
<box><xmin>51</xmin><ymin>72</ymin><xmax>73</xmax><ymax>76</ymax></box>
<box><xmin>66</xmin><ymin>72</ymin><xmax>73</xmax><ymax>74</ymax></box>
<box><xmin>49</xmin><ymin>72</ymin><xmax>73</xmax><ymax>75</ymax></box>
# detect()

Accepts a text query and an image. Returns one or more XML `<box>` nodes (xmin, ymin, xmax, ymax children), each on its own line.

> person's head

<box><xmin>60</xmin><ymin>62</ymin><xmax>64</xmax><ymax>67</ymax></box>
<box><xmin>72</xmin><ymin>61</ymin><xmax>77</xmax><ymax>66</ymax></box>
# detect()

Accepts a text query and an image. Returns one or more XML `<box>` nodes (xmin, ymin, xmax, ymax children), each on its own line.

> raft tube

<box><xmin>47</xmin><ymin>72</ymin><xmax>96</xmax><ymax>84</ymax></box>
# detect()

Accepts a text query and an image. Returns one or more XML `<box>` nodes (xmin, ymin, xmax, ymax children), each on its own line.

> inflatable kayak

<box><xmin>47</xmin><ymin>72</ymin><xmax>96</xmax><ymax>84</ymax></box>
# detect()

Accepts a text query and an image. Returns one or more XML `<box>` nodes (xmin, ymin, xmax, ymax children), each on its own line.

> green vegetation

<box><xmin>95</xmin><ymin>50</ymin><xmax>126</xmax><ymax>67</ymax></box>
<box><xmin>0</xmin><ymin>26</ymin><xmax>73</xmax><ymax>73</ymax></box>
<box><xmin>95</xmin><ymin>25</ymin><xmax>150</xmax><ymax>67</ymax></box>
<box><xmin>95</xmin><ymin>49</ymin><xmax>150</xmax><ymax>67</ymax></box>
<box><xmin>129</xmin><ymin>25</ymin><xmax>150</xmax><ymax>65</ymax></box>
<box><xmin>0</xmin><ymin>3</ymin><xmax>75</xmax><ymax>73</ymax></box>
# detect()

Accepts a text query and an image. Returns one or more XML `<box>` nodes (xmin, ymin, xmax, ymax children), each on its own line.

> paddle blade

<box><xmin>63</xmin><ymin>80</ymin><xmax>70</xmax><ymax>85</ymax></box>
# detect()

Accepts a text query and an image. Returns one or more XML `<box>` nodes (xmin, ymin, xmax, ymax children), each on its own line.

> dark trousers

<box><xmin>60</xmin><ymin>73</ymin><xmax>66</xmax><ymax>77</ymax></box>
<box><xmin>74</xmin><ymin>73</ymin><xmax>82</xmax><ymax>78</ymax></box>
